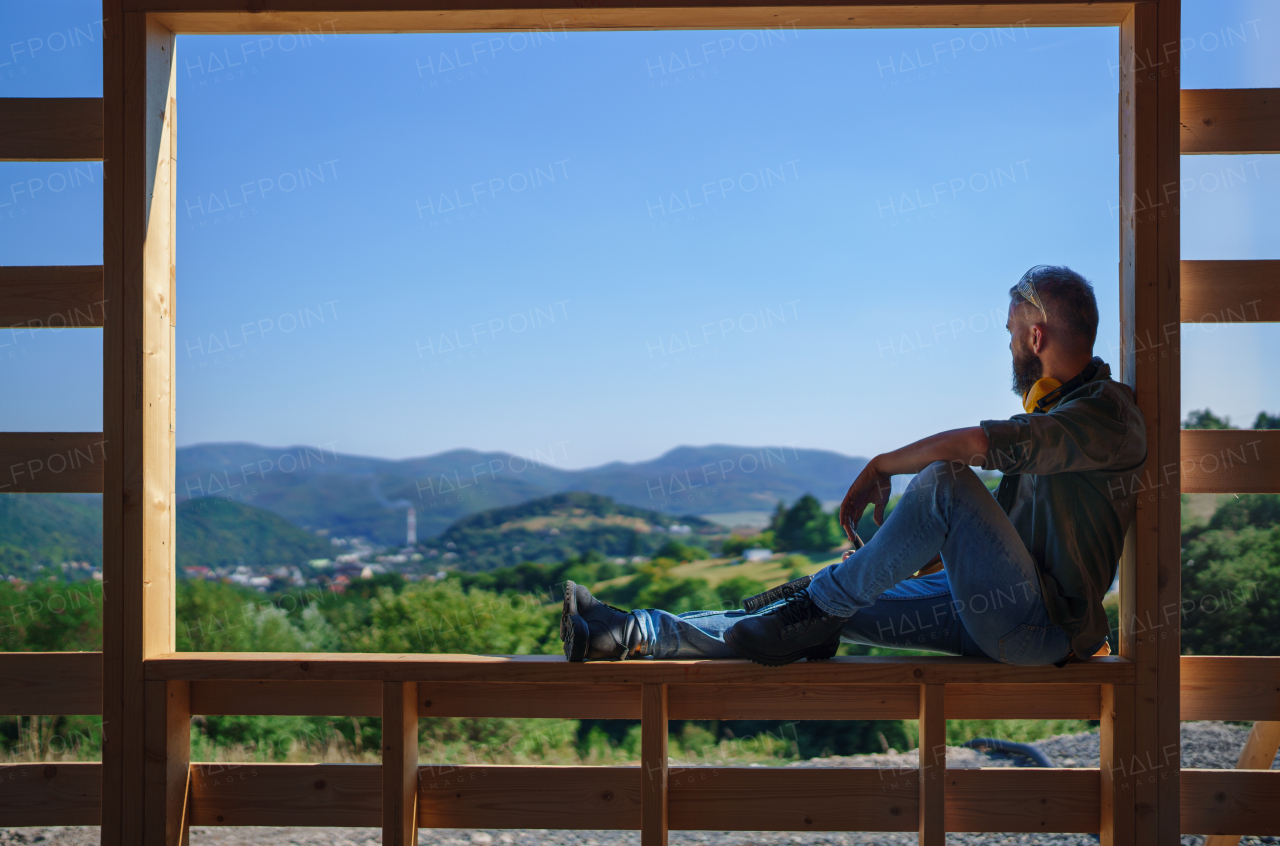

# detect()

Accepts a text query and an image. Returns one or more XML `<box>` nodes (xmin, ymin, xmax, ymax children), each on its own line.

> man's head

<box><xmin>1006</xmin><ymin>265</ymin><xmax>1099</xmax><ymax>396</ymax></box>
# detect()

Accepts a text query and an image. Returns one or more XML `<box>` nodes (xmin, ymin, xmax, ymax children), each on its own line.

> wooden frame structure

<box><xmin>1</xmin><ymin>1</ymin><xmax>1277</xmax><ymax>844</ymax></box>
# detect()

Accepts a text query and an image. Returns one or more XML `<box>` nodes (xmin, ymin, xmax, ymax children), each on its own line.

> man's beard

<box><xmin>1011</xmin><ymin>343</ymin><xmax>1043</xmax><ymax>397</ymax></box>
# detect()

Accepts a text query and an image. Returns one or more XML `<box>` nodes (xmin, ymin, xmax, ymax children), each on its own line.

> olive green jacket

<box><xmin>980</xmin><ymin>359</ymin><xmax>1147</xmax><ymax>658</ymax></box>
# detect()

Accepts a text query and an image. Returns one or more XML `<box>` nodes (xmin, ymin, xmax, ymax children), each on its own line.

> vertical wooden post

<box><xmin>1119</xmin><ymin>3</ymin><xmax>1180</xmax><ymax>846</ymax></box>
<box><xmin>641</xmin><ymin>684</ymin><xmax>668</xmax><ymax>846</ymax></box>
<box><xmin>383</xmin><ymin>682</ymin><xmax>420</xmax><ymax>846</ymax></box>
<box><xmin>918</xmin><ymin>684</ymin><xmax>945</xmax><ymax>846</ymax></box>
<box><xmin>144</xmin><ymin>681</ymin><xmax>190</xmax><ymax>846</ymax></box>
<box><xmin>104</xmin><ymin>10</ymin><xmax>177</xmax><ymax>846</ymax></box>
<box><xmin>1102</xmin><ymin>684</ymin><xmax>1136</xmax><ymax>846</ymax></box>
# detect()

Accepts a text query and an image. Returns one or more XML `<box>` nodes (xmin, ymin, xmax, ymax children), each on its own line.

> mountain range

<box><xmin>175</xmin><ymin>442</ymin><xmax>868</xmax><ymax>545</ymax></box>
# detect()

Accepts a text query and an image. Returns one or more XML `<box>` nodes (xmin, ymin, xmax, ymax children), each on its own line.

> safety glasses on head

<box><xmin>1015</xmin><ymin>265</ymin><xmax>1051</xmax><ymax>321</ymax></box>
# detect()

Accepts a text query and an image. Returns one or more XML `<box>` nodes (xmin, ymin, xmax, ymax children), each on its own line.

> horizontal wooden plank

<box><xmin>668</xmin><ymin>766</ymin><xmax>918</xmax><ymax>831</ymax></box>
<box><xmin>945</xmin><ymin>683</ymin><xmax>1101</xmax><ymax>720</ymax></box>
<box><xmin>947</xmin><ymin>767</ymin><xmax>1099</xmax><ymax>832</ymax></box>
<box><xmin>144</xmin><ymin>652</ymin><xmax>1136</xmax><ymax>685</ymax></box>
<box><xmin>0</xmin><ymin>762</ymin><xmax>101</xmax><ymax>826</ymax></box>
<box><xmin>0</xmin><ymin>266</ymin><xmax>105</xmax><ymax>327</ymax></box>
<box><xmin>1182</xmin><ymin>769</ymin><xmax>1280</xmax><ymax>835</ymax></box>
<box><xmin>422</xmin><ymin>682</ymin><xmax>640</xmax><ymax>718</ymax></box>
<box><xmin>0</xmin><ymin>98</ymin><xmax>103</xmax><ymax>161</ymax></box>
<box><xmin>142</xmin><ymin>4</ymin><xmax>1132</xmax><ymax>34</ymax></box>
<box><xmin>671</xmin><ymin>683</ymin><xmax>919</xmax><ymax>720</ymax></box>
<box><xmin>1181</xmin><ymin>657</ymin><xmax>1280</xmax><ymax>721</ymax></box>
<box><xmin>190</xmin><ymin>763</ymin><xmax>380</xmax><ymax>827</ymax></box>
<box><xmin>190</xmin><ymin>680</ymin><xmax>382</xmax><ymax>717</ymax></box>
<box><xmin>187</xmin><ymin>679</ymin><xmax>1100</xmax><ymax>720</ymax></box>
<box><xmin>1181</xmin><ymin>430</ymin><xmax>1280</xmax><ymax>494</ymax></box>
<box><xmin>1181</xmin><ymin>89</ymin><xmax>1280</xmax><ymax>155</ymax></box>
<box><xmin>0</xmin><ymin>652</ymin><xmax>101</xmax><ymax>715</ymax></box>
<box><xmin>184</xmin><ymin>763</ymin><xmax>1107</xmax><ymax>832</ymax></box>
<box><xmin>1182</xmin><ymin>260</ymin><xmax>1280</xmax><ymax>324</ymax></box>
<box><xmin>421</xmin><ymin>765</ymin><xmax>641</xmax><ymax>829</ymax></box>
<box><xmin>0</xmin><ymin>432</ymin><xmax>107</xmax><ymax>493</ymax></box>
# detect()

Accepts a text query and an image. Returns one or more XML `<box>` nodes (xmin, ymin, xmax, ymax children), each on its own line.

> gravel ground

<box><xmin>4</xmin><ymin>722</ymin><xmax>1276</xmax><ymax>846</ymax></box>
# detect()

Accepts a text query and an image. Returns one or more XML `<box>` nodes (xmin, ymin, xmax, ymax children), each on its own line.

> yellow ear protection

<box><xmin>1032</xmin><ymin>357</ymin><xmax>1103</xmax><ymax>413</ymax></box>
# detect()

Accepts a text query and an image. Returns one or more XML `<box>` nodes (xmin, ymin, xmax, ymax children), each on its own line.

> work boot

<box><xmin>561</xmin><ymin>581</ymin><xmax>643</xmax><ymax>662</ymax></box>
<box><xmin>724</xmin><ymin>588</ymin><xmax>848</xmax><ymax>666</ymax></box>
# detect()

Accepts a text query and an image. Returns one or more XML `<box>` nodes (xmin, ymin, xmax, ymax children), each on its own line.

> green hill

<box><xmin>176</xmin><ymin>496</ymin><xmax>335</xmax><ymax>574</ymax></box>
<box><xmin>0</xmin><ymin>494</ymin><xmax>103</xmax><ymax>580</ymax></box>
<box><xmin>434</xmin><ymin>492</ymin><xmax>718</xmax><ymax>571</ymax></box>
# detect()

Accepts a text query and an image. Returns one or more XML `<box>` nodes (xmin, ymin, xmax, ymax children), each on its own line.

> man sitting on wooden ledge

<box><xmin>560</xmin><ymin>265</ymin><xmax>1147</xmax><ymax>667</ymax></box>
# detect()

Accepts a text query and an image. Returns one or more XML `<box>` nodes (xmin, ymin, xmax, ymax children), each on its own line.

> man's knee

<box><xmin>914</xmin><ymin>460</ymin><xmax>978</xmax><ymax>496</ymax></box>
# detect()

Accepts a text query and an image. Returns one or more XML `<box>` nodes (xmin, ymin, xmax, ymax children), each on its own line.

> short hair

<box><xmin>1009</xmin><ymin>265</ymin><xmax>1099</xmax><ymax>348</ymax></box>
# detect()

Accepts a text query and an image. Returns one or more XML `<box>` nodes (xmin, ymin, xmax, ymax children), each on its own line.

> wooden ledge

<box><xmin>145</xmin><ymin>652</ymin><xmax>1134</xmax><ymax>685</ymax></box>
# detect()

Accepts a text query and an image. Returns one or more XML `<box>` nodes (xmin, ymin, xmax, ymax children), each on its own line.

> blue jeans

<box><xmin>637</xmin><ymin>463</ymin><xmax>1077</xmax><ymax>666</ymax></box>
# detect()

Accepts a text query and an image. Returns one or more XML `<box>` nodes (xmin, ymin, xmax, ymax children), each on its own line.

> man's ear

<box><xmin>1030</xmin><ymin>324</ymin><xmax>1045</xmax><ymax>354</ymax></box>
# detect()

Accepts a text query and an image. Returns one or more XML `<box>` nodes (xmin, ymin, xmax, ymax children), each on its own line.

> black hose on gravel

<box><xmin>962</xmin><ymin>737</ymin><xmax>1054</xmax><ymax>767</ymax></box>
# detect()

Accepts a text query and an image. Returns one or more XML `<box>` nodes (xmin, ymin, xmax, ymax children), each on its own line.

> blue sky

<box><xmin>2</xmin><ymin>1</ymin><xmax>1277</xmax><ymax>469</ymax></box>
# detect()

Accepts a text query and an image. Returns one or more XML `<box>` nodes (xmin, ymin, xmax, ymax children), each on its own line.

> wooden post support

<box><xmin>918</xmin><ymin>684</ymin><xmax>945</xmax><ymax>846</ymax></box>
<box><xmin>1101</xmin><ymin>684</ymin><xmax>1135</xmax><ymax>846</ymax></box>
<box><xmin>642</xmin><ymin>683</ymin><xmax>668</xmax><ymax>846</ymax></box>
<box><xmin>1204</xmin><ymin>722</ymin><xmax>1280</xmax><ymax>846</ymax></box>
<box><xmin>143</xmin><ymin>680</ymin><xmax>189</xmax><ymax>846</ymax></box>
<box><xmin>1119</xmin><ymin>2</ymin><xmax>1180</xmax><ymax>845</ymax></box>
<box><xmin>383</xmin><ymin>681</ymin><xmax>419</xmax><ymax>846</ymax></box>
<box><xmin>103</xmin><ymin>10</ymin><xmax>177</xmax><ymax>846</ymax></box>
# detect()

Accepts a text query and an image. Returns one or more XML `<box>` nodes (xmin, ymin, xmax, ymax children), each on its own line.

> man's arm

<box><xmin>838</xmin><ymin>427</ymin><xmax>989</xmax><ymax>541</ymax></box>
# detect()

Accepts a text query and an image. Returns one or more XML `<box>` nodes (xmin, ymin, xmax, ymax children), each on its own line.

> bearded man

<box><xmin>561</xmin><ymin>266</ymin><xmax>1147</xmax><ymax>666</ymax></box>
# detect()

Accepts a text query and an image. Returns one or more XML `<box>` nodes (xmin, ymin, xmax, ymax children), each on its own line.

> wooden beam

<box><xmin>139</xmin><ymin>4</ymin><xmax>1133</xmax><ymax>34</ymax></box>
<box><xmin>1181</xmin><ymin>261</ymin><xmax>1280</xmax><ymax>323</ymax></box>
<box><xmin>189</xmin><ymin>763</ymin><xmax>382</xmax><ymax>826</ymax></box>
<box><xmin>182</xmin><ymin>678</ymin><xmax>1103</xmax><ymax>720</ymax></box>
<box><xmin>669</xmin><ymin>766</ymin><xmax>918</xmax><ymax>831</ymax></box>
<box><xmin>143</xmin><ymin>652</ymin><xmax>1138</xmax><ymax>685</ymax></box>
<box><xmin>102</xmin><ymin>13</ymin><xmax>178</xmax><ymax>846</ymax></box>
<box><xmin>0</xmin><ymin>432</ymin><xmax>107</xmax><ymax>493</ymax></box>
<box><xmin>1182</xmin><ymin>657</ymin><xmax>1280</xmax><ymax>721</ymax></box>
<box><xmin>0</xmin><ymin>762</ymin><xmax>102</xmax><ymax>825</ymax></box>
<box><xmin>918</xmin><ymin>685</ymin><xmax>945</xmax><ymax>846</ymax></box>
<box><xmin>100</xmin><ymin>1</ymin><xmax>125</xmax><ymax>840</ymax></box>
<box><xmin>0</xmin><ymin>266</ymin><xmax>105</xmax><ymax>327</ymax></box>
<box><xmin>1180</xmin><ymin>89</ymin><xmax>1280</xmax><ymax>155</ymax></box>
<box><xmin>383</xmin><ymin>682</ymin><xmax>418</xmax><ymax>846</ymax></box>
<box><xmin>421</xmin><ymin>765</ymin><xmax>641</xmax><ymax>829</ymax></box>
<box><xmin>0</xmin><ymin>98</ymin><xmax>103</xmax><ymax>161</ymax></box>
<box><xmin>0</xmin><ymin>652</ymin><xmax>102</xmax><ymax>715</ymax></box>
<box><xmin>1118</xmin><ymin>5</ymin><xmax>1180</xmax><ymax>846</ymax></box>
<box><xmin>641</xmin><ymin>684</ymin><xmax>668</xmax><ymax>846</ymax></box>
<box><xmin>1181</xmin><ymin>430</ymin><xmax>1280</xmax><ymax>494</ymax></box>
<box><xmin>1205</xmin><ymin>722</ymin><xmax>1280</xmax><ymax>846</ymax></box>
<box><xmin>1153</xmin><ymin>6</ymin><xmax>1183</xmax><ymax>845</ymax></box>
<box><xmin>945</xmin><ymin>768</ymin><xmax>1100</xmax><ymax>832</ymax></box>
<box><xmin>144</xmin><ymin>680</ymin><xmax>190</xmax><ymax>846</ymax></box>
<box><xmin>422</xmin><ymin>681</ymin><xmax>640</xmax><ymax>718</ymax></box>
<box><xmin>1101</xmin><ymin>684</ymin><xmax>1135</xmax><ymax>846</ymax></box>
<box><xmin>186</xmin><ymin>763</ymin><xmax>1109</xmax><ymax>832</ymax></box>
<box><xmin>191</xmin><ymin>679</ymin><xmax>382</xmax><ymax>716</ymax></box>
<box><xmin>944</xmin><ymin>683</ymin><xmax>1101</xmax><ymax>719</ymax></box>
<box><xmin>1181</xmin><ymin>770</ymin><xmax>1280</xmax><ymax>836</ymax></box>
<box><xmin>675</xmin><ymin>682</ymin><xmax>918</xmax><ymax>719</ymax></box>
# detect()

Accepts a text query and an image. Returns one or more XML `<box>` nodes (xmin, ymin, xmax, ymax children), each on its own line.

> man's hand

<box><xmin>838</xmin><ymin>459</ymin><xmax>893</xmax><ymax>543</ymax></box>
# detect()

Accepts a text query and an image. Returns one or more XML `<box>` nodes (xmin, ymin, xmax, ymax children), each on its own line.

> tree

<box><xmin>1254</xmin><ymin>411</ymin><xmax>1280</xmax><ymax>430</ymax></box>
<box><xmin>775</xmin><ymin>494</ymin><xmax>840</xmax><ymax>552</ymax></box>
<box><xmin>653</xmin><ymin>539</ymin><xmax>708</xmax><ymax>562</ymax></box>
<box><xmin>1184</xmin><ymin>408</ymin><xmax>1236</xmax><ymax>430</ymax></box>
<box><xmin>768</xmin><ymin>501</ymin><xmax>787</xmax><ymax>533</ymax></box>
